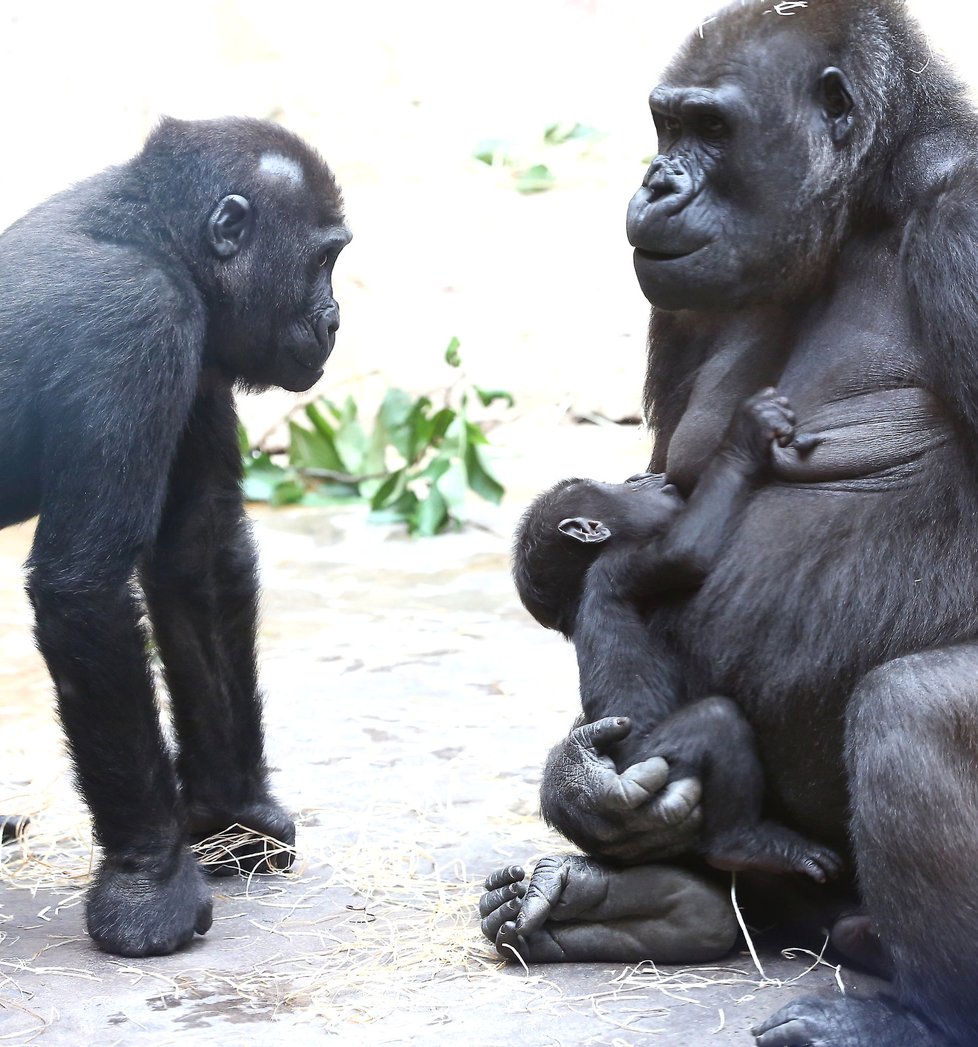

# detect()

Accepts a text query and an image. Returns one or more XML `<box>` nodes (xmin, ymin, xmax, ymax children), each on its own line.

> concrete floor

<box><xmin>0</xmin><ymin>447</ymin><xmax>878</xmax><ymax>1046</ymax></box>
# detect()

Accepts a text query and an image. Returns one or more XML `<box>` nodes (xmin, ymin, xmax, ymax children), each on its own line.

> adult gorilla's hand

<box><xmin>539</xmin><ymin>717</ymin><xmax>703</xmax><ymax>863</ymax></box>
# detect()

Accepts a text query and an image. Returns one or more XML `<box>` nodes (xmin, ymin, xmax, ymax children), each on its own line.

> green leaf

<box><xmin>435</xmin><ymin>459</ymin><xmax>468</xmax><ymax>509</ymax></box>
<box><xmin>430</xmin><ymin>407</ymin><xmax>455</xmax><ymax>443</ymax></box>
<box><xmin>465</xmin><ymin>443</ymin><xmax>505</xmax><ymax>505</ymax></box>
<box><xmin>444</xmin><ymin>337</ymin><xmax>461</xmax><ymax>368</ymax></box>
<box><xmin>474</xmin><ymin>386</ymin><xmax>515</xmax><ymax>408</ymax></box>
<box><xmin>288</xmin><ymin>420</ymin><xmax>346</xmax><ymax>472</ymax></box>
<box><xmin>543</xmin><ymin>121</ymin><xmax>600</xmax><ymax>145</ymax></box>
<box><xmin>370</xmin><ymin>468</ymin><xmax>407</xmax><ymax>511</ymax></box>
<box><xmin>237</xmin><ymin>423</ymin><xmax>252</xmax><ymax>455</ymax></box>
<box><xmin>515</xmin><ymin>164</ymin><xmax>556</xmax><ymax>194</ymax></box>
<box><xmin>473</xmin><ymin>139</ymin><xmax>510</xmax><ymax>166</ymax></box>
<box><xmin>413</xmin><ymin>484</ymin><xmax>449</xmax><ymax>536</ymax></box>
<box><xmin>269</xmin><ymin>478</ymin><xmax>308</xmax><ymax>506</ymax></box>
<box><xmin>379</xmin><ymin>388</ymin><xmax>415</xmax><ymax>431</ymax></box>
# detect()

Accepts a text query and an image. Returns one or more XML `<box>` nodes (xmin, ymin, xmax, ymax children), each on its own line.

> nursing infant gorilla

<box><xmin>482</xmin><ymin>1</ymin><xmax>978</xmax><ymax>1044</ymax></box>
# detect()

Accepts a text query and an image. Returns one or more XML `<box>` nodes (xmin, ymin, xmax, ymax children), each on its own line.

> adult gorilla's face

<box><xmin>626</xmin><ymin>32</ymin><xmax>855</xmax><ymax>312</ymax></box>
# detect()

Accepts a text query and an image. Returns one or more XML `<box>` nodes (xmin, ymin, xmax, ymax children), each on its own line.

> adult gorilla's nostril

<box><xmin>315</xmin><ymin>308</ymin><xmax>340</xmax><ymax>346</ymax></box>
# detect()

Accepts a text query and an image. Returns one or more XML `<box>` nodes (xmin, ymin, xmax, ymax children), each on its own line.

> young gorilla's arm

<box><xmin>630</xmin><ymin>389</ymin><xmax>807</xmax><ymax>594</ymax></box>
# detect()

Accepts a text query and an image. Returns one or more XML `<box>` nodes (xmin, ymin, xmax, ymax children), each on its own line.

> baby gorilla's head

<box><xmin>513</xmin><ymin>473</ymin><xmax>682</xmax><ymax>635</ymax></box>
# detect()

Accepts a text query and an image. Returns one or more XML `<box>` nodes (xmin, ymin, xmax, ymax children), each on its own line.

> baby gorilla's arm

<box><xmin>479</xmin><ymin>856</ymin><xmax>737</xmax><ymax>963</ymax></box>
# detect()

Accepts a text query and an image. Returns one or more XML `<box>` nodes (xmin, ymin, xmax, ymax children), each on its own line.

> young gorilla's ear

<box><xmin>558</xmin><ymin>517</ymin><xmax>612</xmax><ymax>544</ymax></box>
<box><xmin>207</xmin><ymin>194</ymin><xmax>253</xmax><ymax>258</ymax></box>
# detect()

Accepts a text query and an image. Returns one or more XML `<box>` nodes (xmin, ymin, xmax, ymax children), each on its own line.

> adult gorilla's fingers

<box><xmin>483</xmin><ymin>865</ymin><xmax>525</xmax><ymax>892</ymax></box>
<box><xmin>571</xmin><ymin>716</ymin><xmax>632</xmax><ymax>753</ymax></box>
<box><xmin>481</xmin><ymin>897</ymin><xmax>522</xmax><ymax>941</ymax></box>
<box><xmin>644</xmin><ymin>775</ymin><xmax>703</xmax><ymax>827</ymax></box>
<box><xmin>515</xmin><ymin>855</ymin><xmax>569</xmax><ymax>935</ymax></box>
<box><xmin>602</xmin><ymin>757</ymin><xmax>671</xmax><ymax>811</ymax></box>
<box><xmin>479</xmin><ymin>879</ymin><xmax>526</xmax><ymax>918</ymax></box>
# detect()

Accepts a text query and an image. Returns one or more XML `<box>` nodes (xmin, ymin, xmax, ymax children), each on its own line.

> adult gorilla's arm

<box><xmin>539</xmin><ymin>717</ymin><xmax>703</xmax><ymax>863</ymax></box>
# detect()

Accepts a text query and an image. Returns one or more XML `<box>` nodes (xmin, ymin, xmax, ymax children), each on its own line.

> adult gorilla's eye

<box><xmin>317</xmin><ymin>249</ymin><xmax>331</xmax><ymax>268</ymax></box>
<box><xmin>662</xmin><ymin>116</ymin><xmax>682</xmax><ymax>139</ymax></box>
<box><xmin>699</xmin><ymin>115</ymin><xmax>727</xmax><ymax>141</ymax></box>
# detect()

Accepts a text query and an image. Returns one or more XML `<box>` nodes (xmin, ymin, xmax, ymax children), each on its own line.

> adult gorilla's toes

<box><xmin>190</xmin><ymin>799</ymin><xmax>297</xmax><ymax>876</ymax></box>
<box><xmin>87</xmin><ymin>845</ymin><xmax>213</xmax><ymax>957</ymax></box>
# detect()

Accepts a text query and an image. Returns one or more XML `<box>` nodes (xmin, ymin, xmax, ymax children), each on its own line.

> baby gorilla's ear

<box><xmin>558</xmin><ymin>517</ymin><xmax>612</xmax><ymax>543</ymax></box>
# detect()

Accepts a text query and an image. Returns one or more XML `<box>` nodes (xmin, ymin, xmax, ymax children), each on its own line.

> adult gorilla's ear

<box><xmin>558</xmin><ymin>517</ymin><xmax>612</xmax><ymax>544</ymax></box>
<box><xmin>207</xmin><ymin>195</ymin><xmax>253</xmax><ymax>258</ymax></box>
<box><xmin>818</xmin><ymin>68</ymin><xmax>855</xmax><ymax>145</ymax></box>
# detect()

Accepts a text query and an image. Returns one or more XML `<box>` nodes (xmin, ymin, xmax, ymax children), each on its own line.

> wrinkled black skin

<box><xmin>0</xmin><ymin>117</ymin><xmax>349</xmax><ymax>958</ymax></box>
<box><xmin>515</xmin><ymin>393</ymin><xmax>840</xmax><ymax>883</ymax></box>
<box><xmin>512</xmin><ymin>1</ymin><xmax>978</xmax><ymax>1044</ymax></box>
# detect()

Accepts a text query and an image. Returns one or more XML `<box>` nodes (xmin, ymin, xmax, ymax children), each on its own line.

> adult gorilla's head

<box><xmin>626</xmin><ymin>0</ymin><xmax>946</xmax><ymax>312</ymax></box>
<box><xmin>134</xmin><ymin>117</ymin><xmax>351</xmax><ymax>392</ymax></box>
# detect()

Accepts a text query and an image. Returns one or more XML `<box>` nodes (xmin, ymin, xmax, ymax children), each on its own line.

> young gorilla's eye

<box><xmin>662</xmin><ymin>116</ymin><xmax>682</xmax><ymax>139</ymax></box>
<box><xmin>317</xmin><ymin>249</ymin><xmax>331</xmax><ymax>268</ymax></box>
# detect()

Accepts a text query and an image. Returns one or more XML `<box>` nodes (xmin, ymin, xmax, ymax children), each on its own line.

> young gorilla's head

<box><xmin>513</xmin><ymin>473</ymin><xmax>681</xmax><ymax>636</ymax></box>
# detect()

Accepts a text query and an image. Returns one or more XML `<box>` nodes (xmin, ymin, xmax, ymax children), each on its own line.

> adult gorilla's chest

<box><xmin>664</xmin><ymin>247</ymin><xmax>968</xmax><ymax>837</ymax></box>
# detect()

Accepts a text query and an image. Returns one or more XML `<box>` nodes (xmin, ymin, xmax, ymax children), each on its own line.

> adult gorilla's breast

<box><xmin>677</xmin><ymin>385</ymin><xmax>974</xmax><ymax>840</ymax></box>
<box><xmin>770</xmin><ymin>386</ymin><xmax>951</xmax><ymax>490</ymax></box>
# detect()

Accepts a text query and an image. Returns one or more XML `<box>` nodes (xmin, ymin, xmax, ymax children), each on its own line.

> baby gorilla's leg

<box><xmin>706</xmin><ymin>823</ymin><xmax>842</xmax><ymax>883</ymax></box>
<box><xmin>480</xmin><ymin>856</ymin><xmax>737</xmax><ymax>963</ymax></box>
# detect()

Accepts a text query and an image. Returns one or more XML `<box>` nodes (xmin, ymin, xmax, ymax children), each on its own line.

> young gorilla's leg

<box><xmin>141</xmin><ymin>388</ymin><xmax>294</xmax><ymax>876</ymax></box>
<box><xmin>480</xmin><ymin>856</ymin><xmax>737</xmax><ymax>963</ymax></box>
<box><xmin>649</xmin><ymin>697</ymin><xmax>842</xmax><ymax>883</ymax></box>
<box><xmin>756</xmin><ymin>645</ymin><xmax>978</xmax><ymax>1047</ymax></box>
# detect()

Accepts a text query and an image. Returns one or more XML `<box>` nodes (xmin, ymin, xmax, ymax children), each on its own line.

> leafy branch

<box><xmin>240</xmin><ymin>338</ymin><xmax>514</xmax><ymax>536</ymax></box>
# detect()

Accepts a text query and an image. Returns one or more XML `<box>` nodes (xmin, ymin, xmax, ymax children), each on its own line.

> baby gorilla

<box><xmin>513</xmin><ymin>390</ymin><xmax>840</xmax><ymax>884</ymax></box>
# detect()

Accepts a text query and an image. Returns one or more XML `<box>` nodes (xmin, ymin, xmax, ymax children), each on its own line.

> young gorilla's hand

<box><xmin>540</xmin><ymin>717</ymin><xmax>703</xmax><ymax>863</ymax></box>
<box><xmin>723</xmin><ymin>388</ymin><xmax>808</xmax><ymax>469</ymax></box>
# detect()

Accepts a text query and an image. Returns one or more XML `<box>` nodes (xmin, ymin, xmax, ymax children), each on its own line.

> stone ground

<box><xmin>0</xmin><ymin>423</ymin><xmax>883</xmax><ymax>1047</ymax></box>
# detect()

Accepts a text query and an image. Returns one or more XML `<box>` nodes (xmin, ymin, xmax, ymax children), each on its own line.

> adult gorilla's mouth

<box><xmin>634</xmin><ymin>246</ymin><xmax>703</xmax><ymax>262</ymax></box>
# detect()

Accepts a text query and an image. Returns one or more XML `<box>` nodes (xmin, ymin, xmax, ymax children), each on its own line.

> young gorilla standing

<box><xmin>0</xmin><ymin>117</ymin><xmax>350</xmax><ymax>957</ymax></box>
<box><xmin>512</xmin><ymin>390</ymin><xmax>838</xmax><ymax>886</ymax></box>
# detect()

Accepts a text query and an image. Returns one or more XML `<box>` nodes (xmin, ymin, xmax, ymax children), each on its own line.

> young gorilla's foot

<box><xmin>480</xmin><ymin>855</ymin><xmax>737</xmax><ymax>964</ymax></box>
<box><xmin>706</xmin><ymin>823</ymin><xmax>843</xmax><ymax>884</ymax></box>
<box><xmin>0</xmin><ymin>814</ymin><xmax>28</xmax><ymax>843</ymax></box>
<box><xmin>189</xmin><ymin>798</ymin><xmax>296</xmax><ymax>876</ymax></box>
<box><xmin>86</xmin><ymin>844</ymin><xmax>213</xmax><ymax>957</ymax></box>
<box><xmin>752</xmin><ymin>994</ymin><xmax>944</xmax><ymax>1047</ymax></box>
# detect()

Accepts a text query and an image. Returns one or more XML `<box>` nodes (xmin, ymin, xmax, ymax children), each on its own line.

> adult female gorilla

<box><xmin>484</xmin><ymin>1</ymin><xmax>978</xmax><ymax>1044</ymax></box>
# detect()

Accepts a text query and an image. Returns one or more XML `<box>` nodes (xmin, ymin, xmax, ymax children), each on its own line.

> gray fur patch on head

<box><xmin>257</xmin><ymin>152</ymin><xmax>304</xmax><ymax>186</ymax></box>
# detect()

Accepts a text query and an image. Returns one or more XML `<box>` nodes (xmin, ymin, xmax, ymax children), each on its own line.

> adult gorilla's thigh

<box><xmin>847</xmin><ymin>645</ymin><xmax>978</xmax><ymax>1045</ymax></box>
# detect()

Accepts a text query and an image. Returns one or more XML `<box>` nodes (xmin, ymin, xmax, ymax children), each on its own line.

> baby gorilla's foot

<box><xmin>189</xmin><ymin>799</ymin><xmax>296</xmax><ymax>876</ymax></box>
<box><xmin>87</xmin><ymin>844</ymin><xmax>213</xmax><ymax>957</ymax></box>
<box><xmin>706</xmin><ymin>822</ymin><xmax>843</xmax><ymax>883</ymax></box>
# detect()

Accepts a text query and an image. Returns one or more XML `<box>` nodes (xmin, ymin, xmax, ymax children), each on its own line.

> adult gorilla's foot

<box><xmin>752</xmin><ymin>995</ymin><xmax>945</xmax><ymax>1047</ymax></box>
<box><xmin>480</xmin><ymin>855</ymin><xmax>736</xmax><ymax>964</ymax></box>
<box><xmin>87</xmin><ymin>844</ymin><xmax>213</xmax><ymax>957</ymax></box>
<box><xmin>189</xmin><ymin>799</ymin><xmax>296</xmax><ymax>876</ymax></box>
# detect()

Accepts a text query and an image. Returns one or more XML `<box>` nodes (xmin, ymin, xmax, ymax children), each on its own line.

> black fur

<box><xmin>538</xmin><ymin>1</ymin><xmax>978</xmax><ymax>1043</ymax></box>
<box><xmin>516</xmin><ymin>393</ymin><xmax>840</xmax><ymax>883</ymax></box>
<box><xmin>0</xmin><ymin>117</ymin><xmax>349</xmax><ymax>957</ymax></box>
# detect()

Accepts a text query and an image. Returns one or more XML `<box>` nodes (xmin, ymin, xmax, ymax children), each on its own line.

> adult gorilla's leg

<box><xmin>756</xmin><ymin>646</ymin><xmax>978</xmax><ymax>1047</ymax></box>
<box><xmin>141</xmin><ymin>385</ymin><xmax>294</xmax><ymax>876</ymax></box>
<box><xmin>480</xmin><ymin>856</ymin><xmax>737</xmax><ymax>963</ymax></box>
